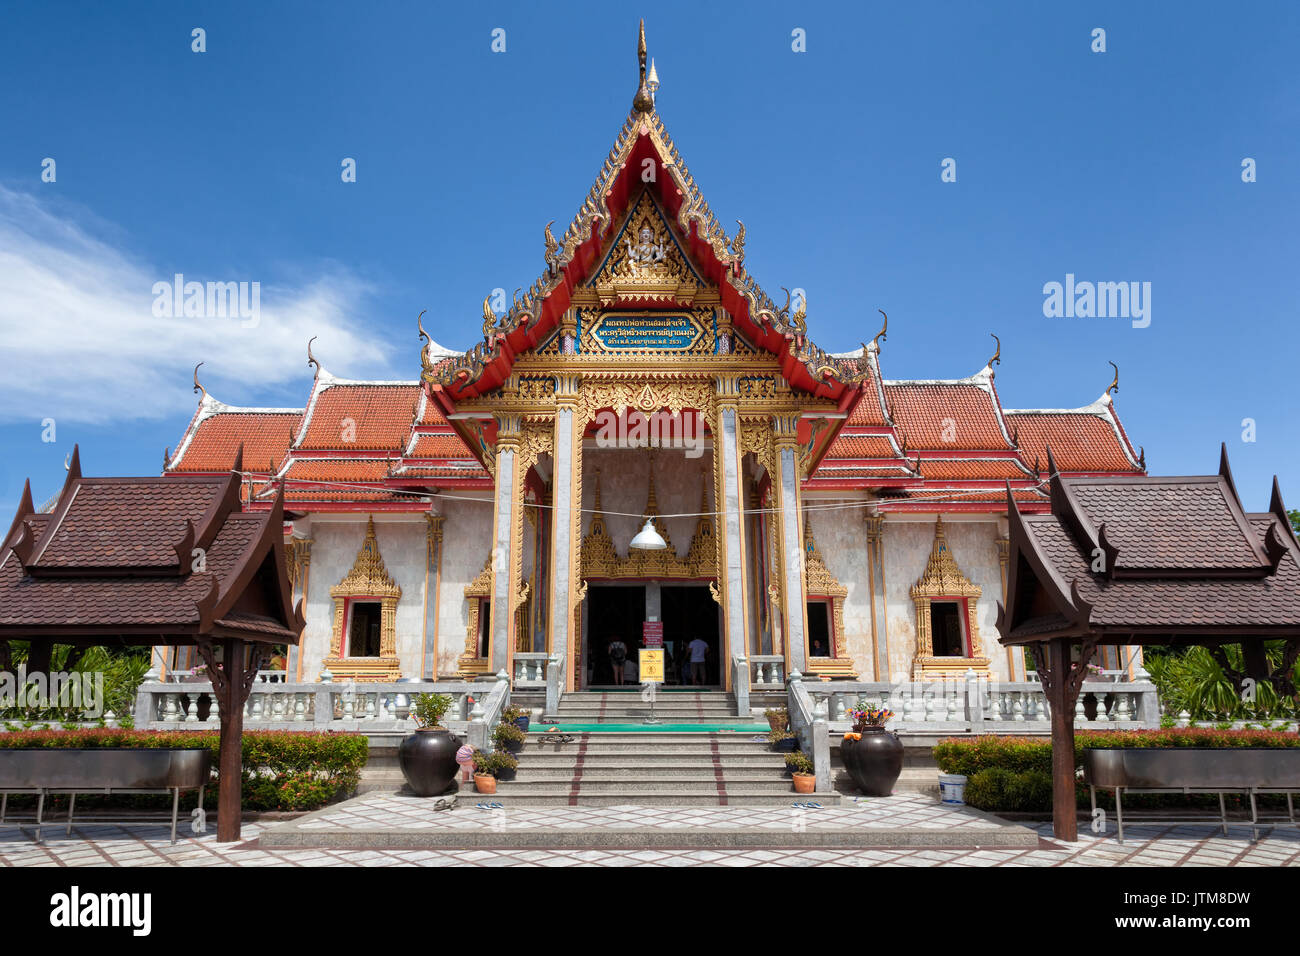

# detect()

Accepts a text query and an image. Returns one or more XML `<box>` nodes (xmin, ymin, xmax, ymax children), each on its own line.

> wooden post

<box><xmin>199</xmin><ymin>637</ymin><xmax>251</xmax><ymax>843</ymax></box>
<box><xmin>1046</xmin><ymin>638</ymin><xmax>1077</xmax><ymax>842</ymax></box>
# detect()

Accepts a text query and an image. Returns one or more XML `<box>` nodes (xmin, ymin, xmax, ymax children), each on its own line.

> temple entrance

<box><xmin>662</xmin><ymin>585</ymin><xmax>720</xmax><ymax>687</ymax></box>
<box><xmin>585</xmin><ymin>585</ymin><xmax>646</xmax><ymax>687</ymax></box>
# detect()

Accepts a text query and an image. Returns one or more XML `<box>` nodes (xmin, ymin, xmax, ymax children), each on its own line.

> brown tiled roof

<box><xmin>1064</xmin><ymin>477</ymin><xmax>1268</xmax><ymax>573</ymax></box>
<box><xmin>1019</xmin><ymin>511</ymin><xmax>1300</xmax><ymax>630</ymax></box>
<box><xmin>1002</xmin><ymin>462</ymin><xmax>1300</xmax><ymax>642</ymax></box>
<box><xmin>31</xmin><ymin>477</ymin><xmax>231</xmax><ymax>571</ymax></box>
<box><xmin>0</xmin><ymin>450</ymin><xmax>302</xmax><ymax>643</ymax></box>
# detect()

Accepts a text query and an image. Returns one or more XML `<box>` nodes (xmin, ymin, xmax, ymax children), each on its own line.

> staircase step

<box><xmin>469</xmin><ymin>790</ymin><xmax>839</xmax><ymax>807</ymax></box>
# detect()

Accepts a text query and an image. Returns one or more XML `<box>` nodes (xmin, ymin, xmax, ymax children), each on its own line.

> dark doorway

<box><xmin>348</xmin><ymin>601</ymin><xmax>382</xmax><ymax>657</ymax></box>
<box><xmin>931</xmin><ymin>600</ymin><xmax>965</xmax><ymax>656</ymax></box>
<box><xmin>662</xmin><ymin>585</ymin><xmax>720</xmax><ymax>687</ymax></box>
<box><xmin>806</xmin><ymin>601</ymin><xmax>831</xmax><ymax>659</ymax></box>
<box><xmin>586</xmin><ymin>585</ymin><xmax>645</xmax><ymax>687</ymax></box>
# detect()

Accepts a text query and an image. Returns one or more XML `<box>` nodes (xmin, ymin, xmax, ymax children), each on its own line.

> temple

<box><xmin>161</xmin><ymin>24</ymin><xmax>1146</xmax><ymax>691</ymax></box>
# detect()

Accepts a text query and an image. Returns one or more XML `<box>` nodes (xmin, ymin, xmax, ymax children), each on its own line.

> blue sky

<box><xmin>0</xmin><ymin>1</ymin><xmax>1296</xmax><ymax>510</ymax></box>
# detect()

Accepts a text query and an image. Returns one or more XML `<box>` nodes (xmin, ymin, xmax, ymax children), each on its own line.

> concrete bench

<box><xmin>0</xmin><ymin>748</ymin><xmax>211</xmax><ymax>844</ymax></box>
<box><xmin>1084</xmin><ymin>748</ymin><xmax>1300</xmax><ymax>842</ymax></box>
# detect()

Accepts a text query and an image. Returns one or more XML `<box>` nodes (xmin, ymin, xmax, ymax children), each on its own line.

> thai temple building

<box><xmin>161</xmin><ymin>25</ymin><xmax>1146</xmax><ymax>693</ymax></box>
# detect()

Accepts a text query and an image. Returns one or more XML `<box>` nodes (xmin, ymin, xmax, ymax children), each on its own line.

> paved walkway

<box><xmin>2</xmin><ymin>794</ymin><xmax>1298</xmax><ymax>867</ymax></box>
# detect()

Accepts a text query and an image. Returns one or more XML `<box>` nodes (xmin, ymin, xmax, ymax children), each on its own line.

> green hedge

<box><xmin>0</xmin><ymin>729</ymin><xmax>368</xmax><ymax>811</ymax></box>
<box><xmin>936</xmin><ymin>729</ymin><xmax>1300</xmax><ymax>814</ymax></box>
<box><xmin>933</xmin><ymin>728</ymin><xmax>1300</xmax><ymax>777</ymax></box>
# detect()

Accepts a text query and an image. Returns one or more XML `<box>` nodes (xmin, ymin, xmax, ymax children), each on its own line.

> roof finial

<box><xmin>986</xmin><ymin>333</ymin><xmax>1001</xmax><ymax>376</ymax></box>
<box><xmin>1106</xmin><ymin>361</ymin><xmax>1119</xmax><ymax>396</ymax></box>
<box><xmin>193</xmin><ymin>362</ymin><xmax>207</xmax><ymax>401</ymax></box>
<box><xmin>870</xmin><ymin>309</ymin><xmax>888</xmax><ymax>352</ymax></box>
<box><xmin>417</xmin><ymin>309</ymin><xmax>429</xmax><ymax>346</ymax></box>
<box><xmin>307</xmin><ymin>336</ymin><xmax>320</xmax><ymax>374</ymax></box>
<box><xmin>633</xmin><ymin>20</ymin><xmax>654</xmax><ymax>113</ymax></box>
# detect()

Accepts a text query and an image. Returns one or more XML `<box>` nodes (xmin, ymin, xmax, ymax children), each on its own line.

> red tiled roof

<box><xmin>298</xmin><ymin>384</ymin><xmax>421</xmax><ymax>451</ymax></box>
<box><xmin>407</xmin><ymin>433</ymin><xmax>477</xmax><ymax>459</ymax></box>
<box><xmin>172</xmin><ymin>411</ymin><xmax>301</xmax><ymax>473</ymax></box>
<box><xmin>885</xmin><ymin>382</ymin><xmax>1010</xmax><ymax>450</ymax></box>
<box><xmin>281</xmin><ymin>459</ymin><xmax>397</xmax><ymax>482</ymax></box>
<box><xmin>916</xmin><ymin>458</ymin><xmax>1032</xmax><ymax>481</ymax></box>
<box><xmin>821</xmin><ymin>434</ymin><xmax>897</xmax><ymax>460</ymax></box>
<box><xmin>845</xmin><ymin>383</ymin><xmax>889</xmax><ymax>426</ymax></box>
<box><xmin>1006</xmin><ymin>410</ymin><xmax>1138</xmax><ymax>472</ymax></box>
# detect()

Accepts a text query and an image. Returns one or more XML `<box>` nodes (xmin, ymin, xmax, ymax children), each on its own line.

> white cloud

<box><xmin>0</xmin><ymin>185</ymin><xmax>399</xmax><ymax>425</ymax></box>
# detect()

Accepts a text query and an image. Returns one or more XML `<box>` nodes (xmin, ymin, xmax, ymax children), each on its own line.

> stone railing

<box><xmin>512</xmin><ymin>653</ymin><xmax>549</xmax><ymax>689</ymax></box>
<box><xmin>788</xmin><ymin>671</ymin><xmax>1161</xmax><ymax>793</ymax></box>
<box><xmin>731</xmin><ymin>654</ymin><xmax>750</xmax><ymax>717</ymax></box>
<box><xmin>793</xmin><ymin>674</ymin><xmax>1161</xmax><ymax>735</ymax></box>
<box><xmin>787</xmin><ymin>673</ymin><xmax>831</xmax><ymax>791</ymax></box>
<box><xmin>544</xmin><ymin>653</ymin><xmax>563</xmax><ymax>718</ymax></box>
<box><xmin>466</xmin><ymin>672</ymin><xmax>511</xmax><ymax>753</ymax></box>
<box><xmin>131</xmin><ymin>678</ymin><xmax>506</xmax><ymax>735</ymax></box>
<box><xmin>749</xmin><ymin>656</ymin><xmax>785</xmax><ymax>689</ymax></box>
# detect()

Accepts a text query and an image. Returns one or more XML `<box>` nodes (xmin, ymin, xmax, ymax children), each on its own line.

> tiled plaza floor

<box><xmin>1</xmin><ymin>794</ymin><xmax>1297</xmax><ymax>866</ymax></box>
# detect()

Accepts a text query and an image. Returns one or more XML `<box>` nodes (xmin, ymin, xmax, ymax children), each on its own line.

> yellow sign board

<box><xmin>639</xmin><ymin>649</ymin><xmax>664</xmax><ymax>683</ymax></box>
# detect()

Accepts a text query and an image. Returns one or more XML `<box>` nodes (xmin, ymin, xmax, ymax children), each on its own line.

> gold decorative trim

<box><xmin>458</xmin><ymin>555</ymin><xmax>495</xmax><ymax>677</ymax></box>
<box><xmin>324</xmin><ymin>517</ymin><xmax>402</xmax><ymax>681</ymax></box>
<box><xmin>910</xmin><ymin>517</ymin><xmax>990</xmax><ymax>679</ymax></box>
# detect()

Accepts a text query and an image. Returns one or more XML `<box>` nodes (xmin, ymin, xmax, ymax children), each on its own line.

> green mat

<box><xmin>530</xmin><ymin>722</ymin><xmax>768</xmax><ymax>733</ymax></box>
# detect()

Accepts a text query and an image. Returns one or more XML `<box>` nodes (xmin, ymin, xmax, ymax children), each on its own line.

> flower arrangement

<box><xmin>848</xmin><ymin>704</ymin><xmax>894</xmax><ymax>730</ymax></box>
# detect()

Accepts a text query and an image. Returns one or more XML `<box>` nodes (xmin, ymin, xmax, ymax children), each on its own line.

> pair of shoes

<box><xmin>791</xmin><ymin>801</ymin><xmax>823</xmax><ymax>809</ymax></box>
<box><xmin>475</xmin><ymin>801</ymin><xmax>504</xmax><ymax>810</ymax></box>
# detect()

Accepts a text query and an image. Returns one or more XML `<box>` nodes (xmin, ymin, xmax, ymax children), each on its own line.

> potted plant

<box><xmin>785</xmin><ymin>751</ymin><xmax>816</xmax><ymax>794</ymax></box>
<box><xmin>764</xmin><ymin>707</ymin><xmax>789</xmax><ymax>734</ymax></box>
<box><xmin>840</xmin><ymin>703</ymin><xmax>902</xmax><ymax>797</ymax></box>
<box><xmin>502</xmin><ymin>704</ymin><xmax>530</xmax><ymax>733</ymax></box>
<box><xmin>472</xmin><ymin>750</ymin><xmax>518</xmax><ymax>794</ymax></box>
<box><xmin>398</xmin><ymin>692</ymin><xmax>461</xmax><ymax>797</ymax></box>
<box><xmin>492</xmin><ymin>721</ymin><xmax>527</xmax><ymax>754</ymax></box>
<box><xmin>768</xmin><ymin>726</ymin><xmax>798</xmax><ymax>753</ymax></box>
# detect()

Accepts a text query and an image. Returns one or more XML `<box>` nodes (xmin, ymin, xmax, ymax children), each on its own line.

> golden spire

<box><xmin>633</xmin><ymin>20</ymin><xmax>654</xmax><ymax>113</ymax></box>
<box><xmin>1106</xmin><ymin>361</ymin><xmax>1120</xmax><ymax>396</ymax></box>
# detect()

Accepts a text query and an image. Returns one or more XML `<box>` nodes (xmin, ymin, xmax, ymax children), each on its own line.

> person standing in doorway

<box><xmin>608</xmin><ymin>636</ymin><xmax>628</xmax><ymax>686</ymax></box>
<box><xmin>687</xmin><ymin>635</ymin><xmax>710</xmax><ymax>686</ymax></box>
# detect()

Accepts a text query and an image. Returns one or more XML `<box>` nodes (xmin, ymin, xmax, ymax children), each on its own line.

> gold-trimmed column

<box><xmin>286</xmin><ymin>534</ymin><xmax>313</xmax><ymax>682</ymax></box>
<box><xmin>996</xmin><ymin>534</ymin><xmax>1020</xmax><ymax>680</ymax></box>
<box><xmin>865</xmin><ymin>512</ymin><xmax>888</xmax><ymax>681</ymax></box>
<box><xmin>422</xmin><ymin>513</ymin><xmax>445</xmax><ymax>679</ymax></box>
<box><xmin>771</xmin><ymin>412</ymin><xmax>808</xmax><ymax>676</ymax></box>
<box><xmin>713</xmin><ymin>376</ymin><xmax>751</xmax><ymax>690</ymax></box>
<box><xmin>489</xmin><ymin>413</ymin><xmax>523</xmax><ymax>675</ymax></box>
<box><xmin>552</xmin><ymin>374</ymin><xmax>582</xmax><ymax>690</ymax></box>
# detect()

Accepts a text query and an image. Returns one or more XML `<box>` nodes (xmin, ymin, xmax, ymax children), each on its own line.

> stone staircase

<box><xmin>477</xmin><ymin>690</ymin><xmax>840</xmax><ymax>807</ymax></box>
<box><xmin>545</xmin><ymin>689</ymin><xmax>760</xmax><ymax>726</ymax></box>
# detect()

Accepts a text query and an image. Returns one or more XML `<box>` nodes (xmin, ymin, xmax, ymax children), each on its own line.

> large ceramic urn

<box><xmin>398</xmin><ymin>728</ymin><xmax>462</xmax><ymax>796</ymax></box>
<box><xmin>839</xmin><ymin>726</ymin><xmax>904</xmax><ymax>797</ymax></box>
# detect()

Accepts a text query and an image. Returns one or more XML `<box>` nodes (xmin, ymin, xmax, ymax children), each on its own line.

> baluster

<box><xmin>293</xmin><ymin>693</ymin><xmax>307</xmax><ymax>722</ymax></box>
<box><xmin>1096</xmin><ymin>693</ymin><xmax>1112</xmax><ymax>722</ymax></box>
<box><xmin>985</xmin><ymin>689</ymin><xmax>1000</xmax><ymax>722</ymax></box>
<box><xmin>1012</xmin><ymin>693</ymin><xmax>1025</xmax><ymax>722</ymax></box>
<box><xmin>184</xmin><ymin>695</ymin><xmax>199</xmax><ymax>722</ymax></box>
<box><xmin>1116</xmin><ymin>692</ymin><xmax>1132</xmax><ymax>723</ymax></box>
<box><xmin>365</xmin><ymin>694</ymin><xmax>378</xmax><ymax>720</ymax></box>
<box><xmin>947</xmin><ymin>691</ymin><xmax>961</xmax><ymax>721</ymax></box>
<box><xmin>343</xmin><ymin>693</ymin><xmax>355</xmax><ymax>720</ymax></box>
<box><xmin>1074</xmin><ymin>696</ymin><xmax>1087</xmax><ymax>724</ymax></box>
<box><xmin>163</xmin><ymin>694</ymin><xmax>179</xmax><ymax>722</ymax></box>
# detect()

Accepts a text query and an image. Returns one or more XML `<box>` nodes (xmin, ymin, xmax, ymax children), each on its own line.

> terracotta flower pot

<box><xmin>398</xmin><ymin>728</ymin><xmax>461</xmax><ymax>797</ymax></box>
<box><xmin>792</xmin><ymin>772</ymin><xmax>816</xmax><ymax>794</ymax></box>
<box><xmin>839</xmin><ymin>726</ymin><xmax>903</xmax><ymax>797</ymax></box>
<box><xmin>474</xmin><ymin>773</ymin><xmax>498</xmax><ymax>794</ymax></box>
